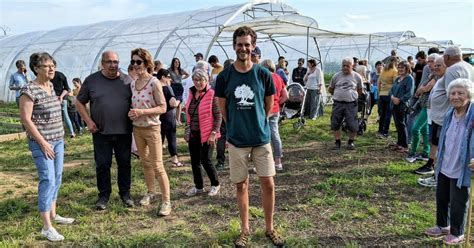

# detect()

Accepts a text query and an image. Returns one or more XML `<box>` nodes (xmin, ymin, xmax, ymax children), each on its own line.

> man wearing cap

<box><xmin>251</xmin><ymin>46</ymin><xmax>261</xmax><ymax>64</ymax></box>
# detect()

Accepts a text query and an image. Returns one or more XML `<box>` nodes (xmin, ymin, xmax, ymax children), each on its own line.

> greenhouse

<box><xmin>0</xmin><ymin>0</ymin><xmax>458</xmax><ymax>102</ymax></box>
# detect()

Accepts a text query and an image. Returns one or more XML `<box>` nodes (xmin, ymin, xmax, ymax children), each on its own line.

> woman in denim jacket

<box><xmin>424</xmin><ymin>78</ymin><xmax>474</xmax><ymax>245</ymax></box>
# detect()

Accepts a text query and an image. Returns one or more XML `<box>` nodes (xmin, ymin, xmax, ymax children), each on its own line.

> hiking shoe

<box><xmin>186</xmin><ymin>187</ymin><xmax>205</xmax><ymax>197</ymax></box>
<box><xmin>275</xmin><ymin>163</ymin><xmax>283</xmax><ymax>171</ymax></box>
<box><xmin>157</xmin><ymin>201</ymin><xmax>172</xmax><ymax>216</ymax></box>
<box><xmin>416</xmin><ymin>153</ymin><xmax>430</xmax><ymax>161</ymax></box>
<box><xmin>121</xmin><ymin>195</ymin><xmax>134</xmax><ymax>208</ymax></box>
<box><xmin>265</xmin><ymin>229</ymin><xmax>285</xmax><ymax>247</ymax></box>
<box><xmin>444</xmin><ymin>234</ymin><xmax>465</xmax><ymax>245</ymax></box>
<box><xmin>418</xmin><ymin>176</ymin><xmax>437</xmax><ymax>187</ymax></box>
<box><xmin>425</xmin><ymin>226</ymin><xmax>450</xmax><ymax>237</ymax></box>
<box><xmin>53</xmin><ymin>215</ymin><xmax>75</xmax><ymax>225</ymax></box>
<box><xmin>414</xmin><ymin>164</ymin><xmax>434</xmax><ymax>175</ymax></box>
<box><xmin>41</xmin><ymin>227</ymin><xmax>64</xmax><ymax>241</ymax></box>
<box><xmin>208</xmin><ymin>185</ymin><xmax>221</xmax><ymax>197</ymax></box>
<box><xmin>347</xmin><ymin>141</ymin><xmax>355</xmax><ymax>150</ymax></box>
<box><xmin>95</xmin><ymin>197</ymin><xmax>109</xmax><ymax>211</ymax></box>
<box><xmin>234</xmin><ymin>232</ymin><xmax>249</xmax><ymax>248</ymax></box>
<box><xmin>139</xmin><ymin>192</ymin><xmax>156</xmax><ymax>206</ymax></box>
<box><xmin>405</xmin><ymin>154</ymin><xmax>417</xmax><ymax>163</ymax></box>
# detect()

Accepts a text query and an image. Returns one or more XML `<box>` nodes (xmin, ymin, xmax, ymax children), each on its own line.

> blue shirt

<box><xmin>9</xmin><ymin>71</ymin><xmax>28</xmax><ymax>97</ymax></box>
<box><xmin>276</xmin><ymin>68</ymin><xmax>288</xmax><ymax>84</ymax></box>
<box><xmin>215</xmin><ymin>64</ymin><xmax>276</xmax><ymax>147</ymax></box>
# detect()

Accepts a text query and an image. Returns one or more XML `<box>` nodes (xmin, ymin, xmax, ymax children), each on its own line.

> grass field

<box><xmin>0</xmin><ymin>102</ymin><xmax>468</xmax><ymax>247</ymax></box>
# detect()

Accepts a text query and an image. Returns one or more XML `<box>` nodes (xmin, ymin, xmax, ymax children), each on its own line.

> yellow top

<box><xmin>378</xmin><ymin>68</ymin><xmax>398</xmax><ymax>96</ymax></box>
<box><xmin>211</xmin><ymin>64</ymin><xmax>223</xmax><ymax>76</ymax></box>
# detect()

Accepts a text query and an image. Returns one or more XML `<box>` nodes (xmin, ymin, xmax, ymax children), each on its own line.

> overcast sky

<box><xmin>1</xmin><ymin>0</ymin><xmax>473</xmax><ymax>48</ymax></box>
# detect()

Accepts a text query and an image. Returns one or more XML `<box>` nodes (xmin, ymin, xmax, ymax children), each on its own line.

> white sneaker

<box><xmin>158</xmin><ymin>201</ymin><xmax>172</xmax><ymax>216</ymax></box>
<box><xmin>186</xmin><ymin>187</ymin><xmax>205</xmax><ymax>197</ymax></box>
<box><xmin>53</xmin><ymin>215</ymin><xmax>75</xmax><ymax>224</ymax></box>
<box><xmin>275</xmin><ymin>163</ymin><xmax>283</xmax><ymax>171</ymax></box>
<box><xmin>139</xmin><ymin>192</ymin><xmax>157</xmax><ymax>206</ymax></box>
<box><xmin>208</xmin><ymin>185</ymin><xmax>221</xmax><ymax>196</ymax></box>
<box><xmin>418</xmin><ymin>176</ymin><xmax>437</xmax><ymax>187</ymax></box>
<box><xmin>41</xmin><ymin>227</ymin><xmax>64</xmax><ymax>241</ymax></box>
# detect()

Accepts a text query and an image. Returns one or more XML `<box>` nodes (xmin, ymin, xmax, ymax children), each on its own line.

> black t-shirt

<box><xmin>51</xmin><ymin>71</ymin><xmax>70</xmax><ymax>96</ymax></box>
<box><xmin>159</xmin><ymin>85</ymin><xmax>176</xmax><ymax>130</ymax></box>
<box><xmin>413</xmin><ymin>63</ymin><xmax>425</xmax><ymax>89</ymax></box>
<box><xmin>77</xmin><ymin>71</ymin><xmax>132</xmax><ymax>135</ymax></box>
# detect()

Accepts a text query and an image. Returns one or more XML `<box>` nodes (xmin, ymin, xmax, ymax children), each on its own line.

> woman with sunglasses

<box><xmin>127</xmin><ymin>48</ymin><xmax>171</xmax><ymax>216</ymax></box>
<box><xmin>20</xmin><ymin>52</ymin><xmax>75</xmax><ymax>241</ymax></box>
<box><xmin>389</xmin><ymin>61</ymin><xmax>414</xmax><ymax>152</ymax></box>
<box><xmin>169</xmin><ymin>57</ymin><xmax>190</xmax><ymax>125</ymax></box>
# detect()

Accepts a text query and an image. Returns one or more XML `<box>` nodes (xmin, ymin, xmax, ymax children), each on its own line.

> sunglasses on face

<box><xmin>130</xmin><ymin>59</ymin><xmax>143</xmax><ymax>66</ymax></box>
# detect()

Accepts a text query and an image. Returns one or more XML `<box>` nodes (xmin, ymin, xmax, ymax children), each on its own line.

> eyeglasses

<box><xmin>103</xmin><ymin>60</ymin><xmax>119</xmax><ymax>65</ymax></box>
<box><xmin>130</xmin><ymin>59</ymin><xmax>143</xmax><ymax>66</ymax></box>
<box><xmin>192</xmin><ymin>78</ymin><xmax>206</xmax><ymax>83</ymax></box>
<box><xmin>38</xmin><ymin>64</ymin><xmax>56</xmax><ymax>69</ymax></box>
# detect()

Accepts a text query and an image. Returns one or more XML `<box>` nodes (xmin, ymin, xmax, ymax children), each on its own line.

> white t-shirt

<box><xmin>305</xmin><ymin>67</ymin><xmax>324</xmax><ymax>90</ymax></box>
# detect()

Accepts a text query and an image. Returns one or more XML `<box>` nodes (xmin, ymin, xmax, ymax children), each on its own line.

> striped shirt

<box><xmin>20</xmin><ymin>82</ymin><xmax>64</xmax><ymax>141</ymax></box>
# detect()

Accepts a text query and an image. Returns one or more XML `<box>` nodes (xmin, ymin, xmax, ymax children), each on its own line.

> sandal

<box><xmin>171</xmin><ymin>161</ymin><xmax>184</xmax><ymax>167</ymax></box>
<box><xmin>265</xmin><ymin>230</ymin><xmax>285</xmax><ymax>247</ymax></box>
<box><xmin>234</xmin><ymin>232</ymin><xmax>249</xmax><ymax>248</ymax></box>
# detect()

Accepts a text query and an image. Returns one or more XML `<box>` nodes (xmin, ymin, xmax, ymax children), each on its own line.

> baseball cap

<box><xmin>251</xmin><ymin>46</ymin><xmax>261</xmax><ymax>57</ymax></box>
<box><xmin>194</xmin><ymin>52</ymin><xmax>204</xmax><ymax>58</ymax></box>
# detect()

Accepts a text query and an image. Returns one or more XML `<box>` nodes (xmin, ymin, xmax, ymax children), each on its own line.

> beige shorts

<box><xmin>228</xmin><ymin>143</ymin><xmax>275</xmax><ymax>184</ymax></box>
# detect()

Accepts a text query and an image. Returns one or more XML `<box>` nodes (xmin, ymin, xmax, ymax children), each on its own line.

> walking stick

<box><xmin>465</xmin><ymin>159</ymin><xmax>474</xmax><ymax>248</ymax></box>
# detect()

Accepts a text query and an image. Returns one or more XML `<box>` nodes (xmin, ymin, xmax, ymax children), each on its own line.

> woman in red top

<box><xmin>261</xmin><ymin>59</ymin><xmax>288</xmax><ymax>171</ymax></box>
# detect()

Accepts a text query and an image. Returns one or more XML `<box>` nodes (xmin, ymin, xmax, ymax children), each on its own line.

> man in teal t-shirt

<box><xmin>215</xmin><ymin>26</ymin><xmax>284</xmax><ymax>248</ymax></box>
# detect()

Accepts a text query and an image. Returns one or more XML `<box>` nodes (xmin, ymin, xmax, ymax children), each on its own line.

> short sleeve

<box><xmin>356</xmin><ymin>73</ymin><xmax>363</xmax><ymax>89</ymax></box>
<box><xmin>76</xmin><ymin>78</ymin><xmax>90</xmax><ymax>104</ymax></box>
<box><xmin>19</xmin><ymin>85</ymin><xmax>35</xmax><ymax>101</ymax></box>
<box><xmin>214</xmin><ymin>71</ymin><xmax>226</xmax><ymax>98</ymax></box>
<box><xmin>329</xmin><ymin>74</ymin><xmax>336</xmax><ymax>88</ymax></box>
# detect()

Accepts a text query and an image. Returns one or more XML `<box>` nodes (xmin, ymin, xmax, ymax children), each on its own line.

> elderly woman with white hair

<box><xmin>260</xmin><ymin>59</ymin><xmax>288</xmax><ymax>171</ymax></box>
<box><xmin>184</xmin><ymin>69</ymin><xmax>222</xmax><ymax>197</ymax></box>
<box><xmin>425</xmin><ymin>78</ymin><xmax>474</xmax><ymax>245</ymax></box>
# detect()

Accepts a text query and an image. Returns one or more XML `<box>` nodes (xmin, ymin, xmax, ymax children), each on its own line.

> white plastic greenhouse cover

<box><xmin>0</xmin><ymin>0</ymin><xmax>337</xmax><ymax>102</ymax></box>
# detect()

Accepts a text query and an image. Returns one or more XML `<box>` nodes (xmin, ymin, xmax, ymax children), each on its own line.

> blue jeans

<box><xmin>61</xmin><ymin>100</ymin><xmax>75</xmax><ymax>136</ymax></box>
<box><xmin>92</xmin><ymin>133</ymin><xmax>132</xmax><ymax>199</ymax></box>
<box><xmin>28</xmin><ymin>139</ymin><xmax>64</xmax><ymax>212</ymax></box>
<box><xmin>269</xmin><ymin>112</ymin><xmax>282</xmax><ymax>158</ymax></box>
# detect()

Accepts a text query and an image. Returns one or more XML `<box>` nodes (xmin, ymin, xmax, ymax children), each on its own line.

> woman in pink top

<box><xmin>261</xmin><ymin>59</ymin><xmax>288</xmax><ymax>171</ymax></box>
<box><xmin>127</xmin><ymin>48</ymin><xmax>171</xmax><ymax>216</ymax></box>
<box><xmin>184</xmin><ymin>69</ymin><xmax>222</xmax><ymax>197</ymax></box>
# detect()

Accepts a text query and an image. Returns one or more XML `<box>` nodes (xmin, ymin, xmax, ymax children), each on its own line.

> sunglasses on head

<box><xmin>130</xmin><ymin>59</ymin><xmax>143</xmax><ymax>66</ymax></box>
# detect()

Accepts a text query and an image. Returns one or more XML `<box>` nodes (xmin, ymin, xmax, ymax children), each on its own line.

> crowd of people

<box><xmin>9</xmin><ymin>24</ymin><xmax>474</xmax><ymax>246</ymax></box>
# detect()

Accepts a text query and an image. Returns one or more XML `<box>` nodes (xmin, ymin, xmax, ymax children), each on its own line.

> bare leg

<box><xmin>260</xmin><ymin>176</ymin><xmax>275</xmax><ymax>232</ymax></box>
<box><xmin>49</xmin><ymin>201</ymin><xmax>57</xmax><ymax>219</ymax></box>
<box><xmin>333</xmin><ymin>130</ymin><xmax>341</xmax><ymax>140</ymax></box>
<box><xmin>41</xmin><ymin>211</ymin><xmax>53</xmax><ymax>230</ymax></box>
<box><xmin>236</xmin><ymin>178</ymin><xmax>250</xmax><ymax>234</ymax></box>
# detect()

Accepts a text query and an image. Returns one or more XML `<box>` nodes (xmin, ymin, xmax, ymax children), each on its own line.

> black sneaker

<box><xmin>332</xmin><ymin>140</ymin><xmax>341</xmax><ymax>150</ymax></box>
<box><xmin>347</xmin><ymin>141</ymin><xmax>355</xmax><ymax>150</ymax></box>
<box><xmin>414</xmin><ymin>164</ymin><xmax>434</xmax><ymax>175</ymax></box>
<box><xmin>95</xmin><ymin>197</ymin><xmax>109</xmax><ymax>211</ymax></box>
<box><xmin>121</xmin><ymin>195</ymin><xmax>135</xmax><ymax>208</ymax></box>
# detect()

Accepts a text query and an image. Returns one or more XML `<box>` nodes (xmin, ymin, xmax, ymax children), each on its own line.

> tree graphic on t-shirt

<box><xmin>234</xmin><ymin>84</ymin><xmax>255</xmax><ymax>106</ymax></box>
